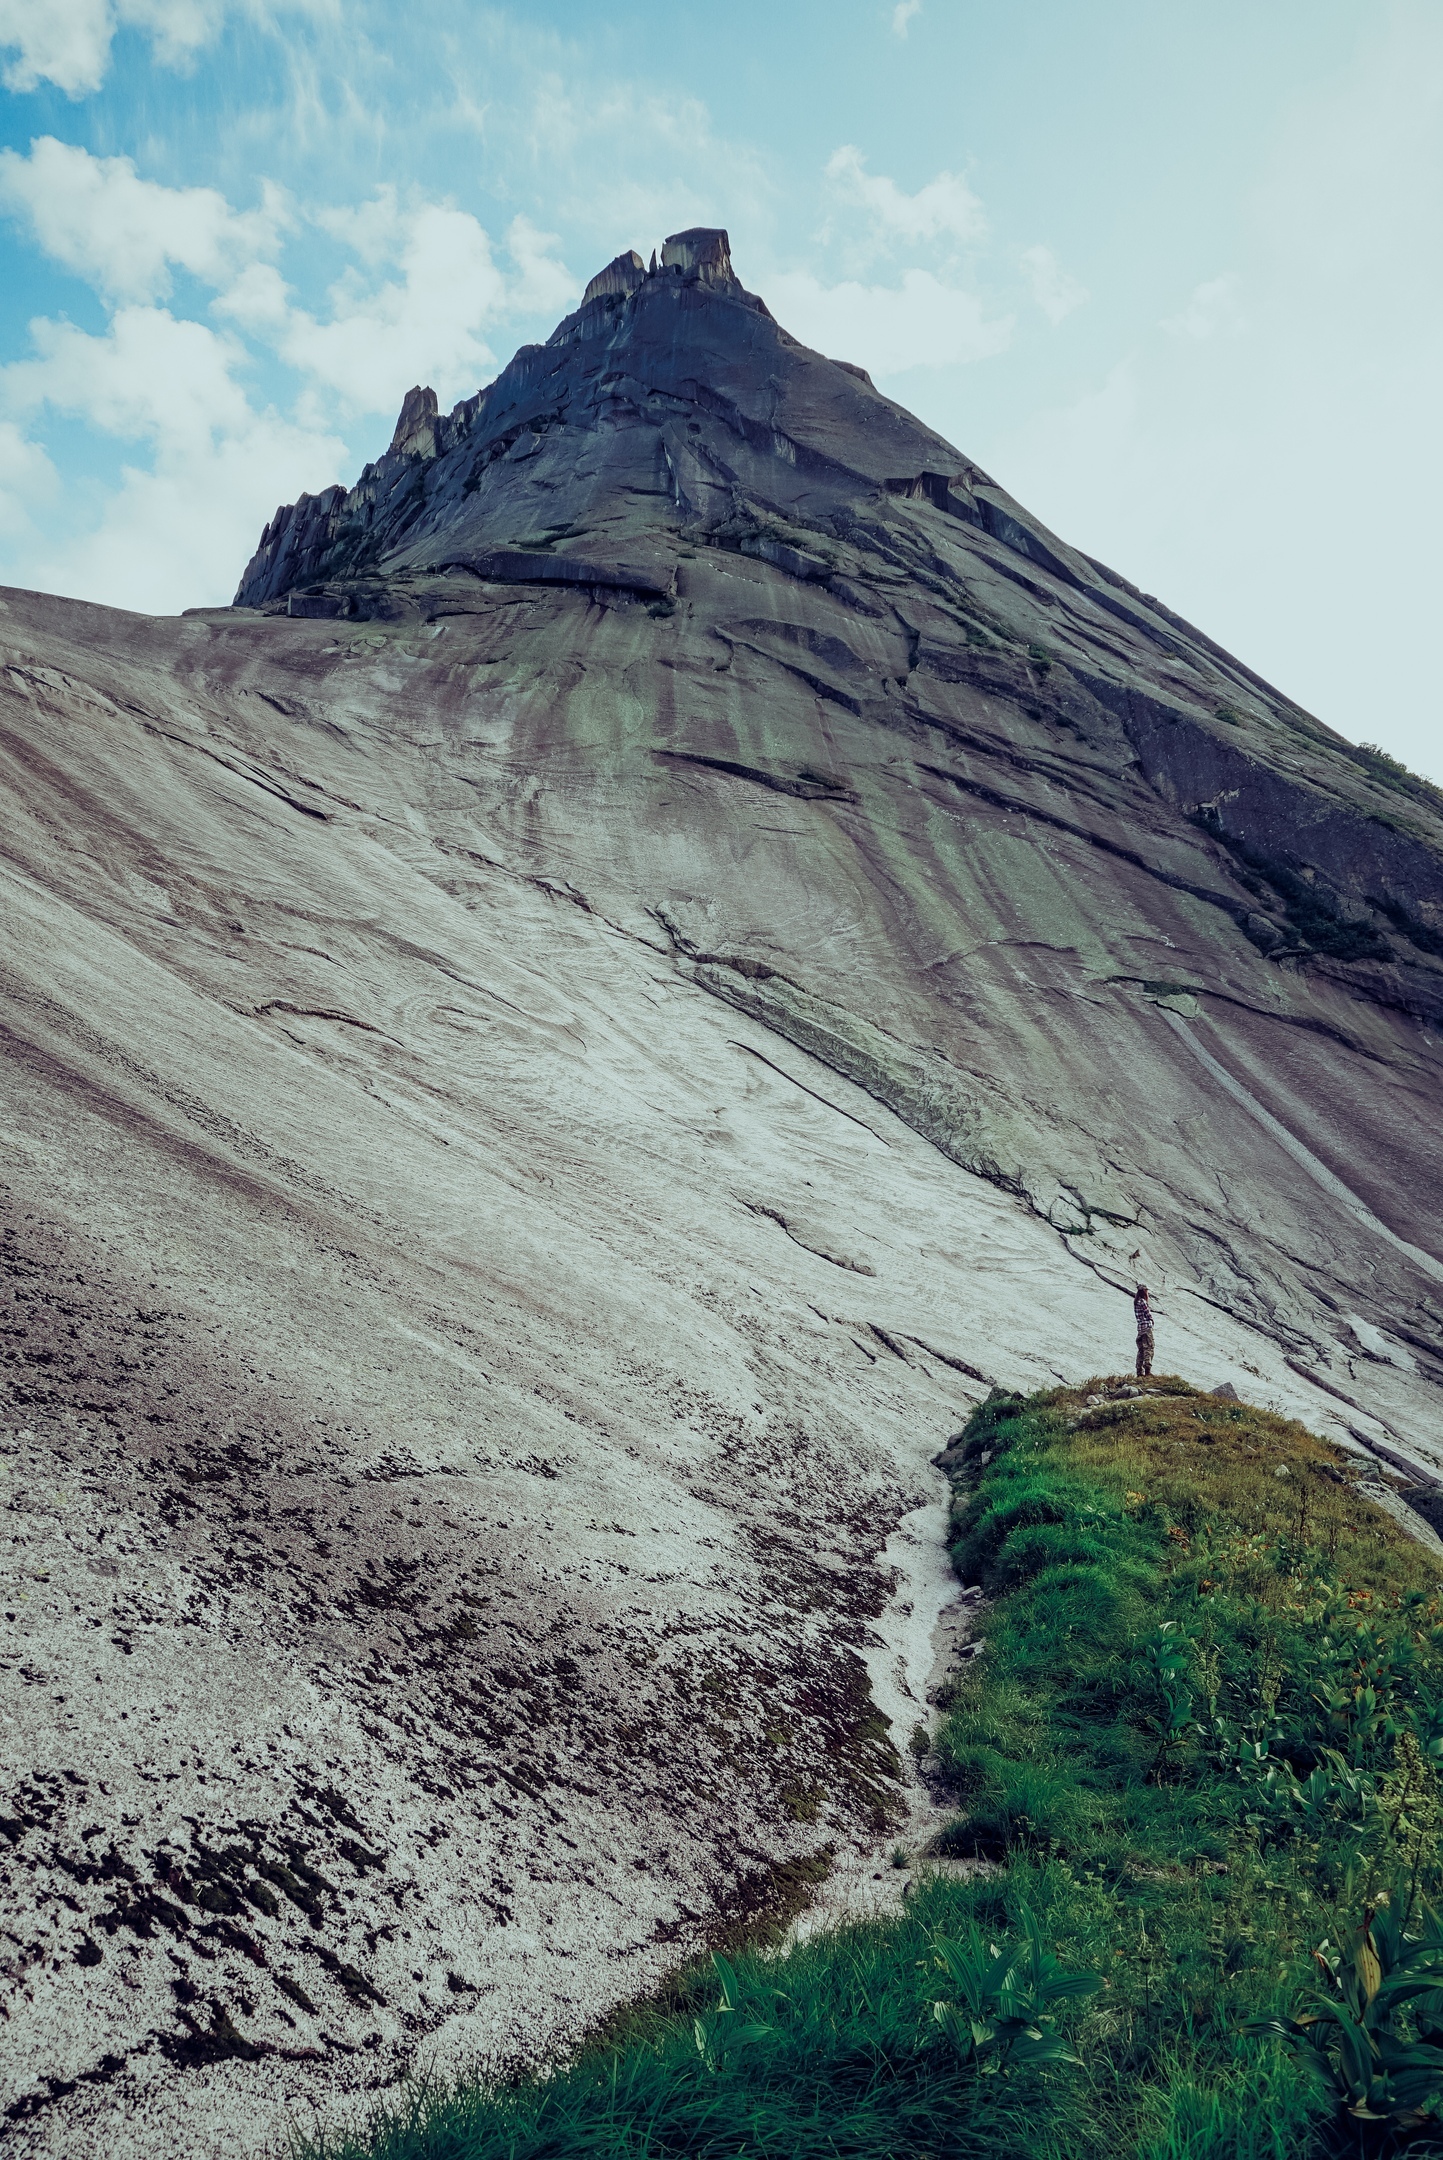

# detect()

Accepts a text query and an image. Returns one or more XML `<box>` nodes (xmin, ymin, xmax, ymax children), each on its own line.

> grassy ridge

<box><xmin>304</xmin><ymin>1381</ymin><xmax>1443</xmax><ymax>2160</ymax></box>
<box><xmin>936</xmin><ymin>1379</ymin><xmax>1443</xmax><ymax>2157</ymax></box>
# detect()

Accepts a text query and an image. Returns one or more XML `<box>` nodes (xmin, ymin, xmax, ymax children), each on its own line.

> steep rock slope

<box><xmin>234</xmin><ymin>228</ymin><xmax>1443</xmax><ymax>1424</ymax></box>
<box><xmin>2</xmin><ymin>229</ymin><xmax>1441</xmax><ymax>2157</ymax></box>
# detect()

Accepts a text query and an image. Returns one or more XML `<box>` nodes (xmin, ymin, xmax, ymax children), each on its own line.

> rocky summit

<box><xmin>3</xmin><ymin>228</ymin><xmax>1442</xmax><ymax>2157</ymax></box>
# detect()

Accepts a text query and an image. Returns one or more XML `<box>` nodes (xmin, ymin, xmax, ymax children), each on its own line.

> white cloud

<box><xmin>1162</xmin><ymin>273</ymin><xmax>1245</xmax><ymax>341</ymax></box>
<box><xmin>41</xmin><ymin>422</ymin><xmax>339</xmax><ymax>610</ymax></box>
<box><xmin>1020</xmin><ymin>243</ymin><xmax>1087</xmax><ymax>326</ymax></box>
<box><xmin>4</xmin><ymin>307</ymin><xmax>255</xmax><ymax>447</ymax></box>
<box><xmin>281</xmin><ymin>197</ymin><xmax>509</xmax><ymax>412</ymax></box>
<box><xmin>520</xmin><ymin>77</ymin><xmax>775</xmax><ymax>264</ymax></box>
<box><xmin>530</xmin><ymin>78</ymin><xmax>717</xmax><ymax>165</ymax></box>
<box><xmin>0</xmin><ymin>0</ymin><xmax>223</xmax><ymax>95</ymax></box>
<box><xmin>280</xmin><ymin>197</ymin><xmax>577</xmax><ymax>414</ymax></box>
<box><xmin>0</xmin><ymin>137</ymin><xmax>284</xmax><ymax>303</ymax></box>
<box><xmin>313</xmin><ymin>183</ymin><xmax>409</xmax><ymax>266</ymax></box>
<box><xmin>1</xmin><ymin>148</ymin><xmax>579</xmax><ymax>425</ymax></box>
<box><xmin>0</xmin><ymin>0</ymin><xmax>114</xmax><ymax>94</ymax></box>
<box><xmin>503</xmin><ymin>214</ymin><xmax>579</xmax><ymax>320</ymax></box>
<box><xmin>0</xmin><ymin>306</ymin><xmax>344</xmax><ymax>610</ymax></box>
<box><xmin>769</xmin><ymin>266</ymin><xmax>1012</xmax><ymax>377</ymax></box>
<box><xmin>891</xmin><ymin>1</ymin><xmax>922</xmax><ymax>36</ymax></box>
<box><xmin>0</xmin><ymin>418</ymin><xmax>58</xmax><ymax>540</ymax></box>
<box><xmin>213</xmin><ymin>259</ymin><xmax>291</xmax><ymax>330</ymax></box>
<box><xmin>824</xmin><ymin>144</ymin><xmax>986</xmax><ymax>246</ymax></box>
<box><xmin>117</xmin><ymin>0</ymin><xmax>224</xmax><ymax>69</ymax></box>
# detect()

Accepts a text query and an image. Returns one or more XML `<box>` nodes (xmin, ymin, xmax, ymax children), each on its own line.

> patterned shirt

<box><xmin>1134</xmin><ymin>1293</ymin><xmax>1154</xmax><ymax>1337</ymax></box>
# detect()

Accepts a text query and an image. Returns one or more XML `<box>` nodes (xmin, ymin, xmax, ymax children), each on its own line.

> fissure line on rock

<box><xmin>1162</xmin><ymin>1010</ymin><xmax>1443</xmax><ymax>1286</ymax></box>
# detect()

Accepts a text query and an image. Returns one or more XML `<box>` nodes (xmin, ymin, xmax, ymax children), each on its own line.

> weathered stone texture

<box><xmin>3</xmin><ymin>229</ymin><xmax>1442</xmax><ymax>2156</ymax></box>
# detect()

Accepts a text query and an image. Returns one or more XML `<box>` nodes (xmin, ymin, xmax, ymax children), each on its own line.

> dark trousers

<box><xmin>1136</xmin><ymin>1329</ymin><xmax>1154</xmax><ymax>1377</ymax></box>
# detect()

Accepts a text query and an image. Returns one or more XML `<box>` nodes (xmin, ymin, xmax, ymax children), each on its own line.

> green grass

<box><xmin>935</xmin><ymin>1381</ymin><xmax>1443</xmax><ymax>2156</ymax></box>
<box><xmin>300</xmin><ymin>1382</ymin><xmax>1443</xmax><ymax>2160</ymax></box>
<box><xmin>298</xmin><ymin>1874</ymin><xmax>1316</xmax><ymax>2160</ymax></box>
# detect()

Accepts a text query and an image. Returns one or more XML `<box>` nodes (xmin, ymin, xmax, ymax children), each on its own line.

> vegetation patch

<box><xmin>1340</xmin><ymin>742</ymin><xmax>1443</xmax><ymax>817</ymax></box>
<box><xmin>302</xmin><ymin>1381</ymin><xmax>1443</xmax><ymax>2160</ymax></box>
<box><xmin>935</xmin><ymin>1380</ymin><xmax>1443</xmax><ymax>2155</ymax></box>
<box><xmin>1196</xmin><ymin>815</ymin><xmax>1393</xmax><ymax>962</ymax></box>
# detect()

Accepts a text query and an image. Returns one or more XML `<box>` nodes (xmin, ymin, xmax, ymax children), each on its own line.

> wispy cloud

<box><xmin>0</xmin><ymin>0</ymin><xmax>332</xmax><ymax>97</ymax></box>
<box><xmin>1161</xmin><ymin>273</ymin><xmax>1245</xmax><ymax>341</ymax></box>
<box><xmin>825</xmin><ymin>144</ymin><xmax>985</xmax><ymax>246</ymax></box>
<box><xmin>1019</xmin><ymin>243</ymin><xmax>1087</xmax><ymax>325</ymax></box>
<box><xmin>0</xmin><ymin>303</ymin><xmax>346</xmax><ymax>608</ymax></box>
<box><xmin>796</xmin><ymin>142</ymin><xmax>1000</xmax><ymax>374</ymax></box>
<box><xmin>0</xmin><ymin>145</ymin><xmax>580</xmax><ymax>416</ymax></box>
<box><xmin>295</xmin><ymin>194</ymin><xmax>576</xmax><ymax>411</ymax></box>
<box><xmin>0</xmin><ymin>0</ymin><xmax>223</xmax><ymax>96</ymax></box>
<box><xmin>0</xmin><ymin>135</ymin><xmax>582</xmax><ymax>608</ymax></box>
<box><xmin>0</xmin><ymin>417</ymin><xmax>58</xmax><ymax>540</ymax></box>
<box><xmin>769</xmin><ymin>265</ymin><xmax>1011</xmax><ymax>377</ymax></box>
<box><xmin>891</xmin><ymin>0</ymin><xmax>922</xmax><ymax>37</ymax></box>
<box><xmin>0</xmin><ymin>136</ymin><xmax>286</xmax><ymax>302</ymax></box>
<box><xmin>520</xmin><ymin>76</ymin><xmax>776</xmax><ymax>257</ymax></box>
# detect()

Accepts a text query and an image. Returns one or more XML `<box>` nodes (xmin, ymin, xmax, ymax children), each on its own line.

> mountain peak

<box><xmin>233</xmin><ymin>232</ymin><xmax>965</xmax><ymax>611</ymax></box>
<box><xmin>578</xmin><ymin>229</ymin><xmax>737</xmax><ymax>309</ymax></box>
<box><xmin>658</xmin><ymin>225</ymin><xmax>736</xmax><ymax>282</ymax></box>
<box><xmin>8</xmin><ymin>209</ymin><xmax>1443</xmax><ymax>2160</ymax></box>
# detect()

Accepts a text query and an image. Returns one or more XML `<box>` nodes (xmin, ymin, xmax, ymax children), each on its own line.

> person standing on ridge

<box><xmin>1134</xmin><ymin>1284</ymin><xmax>1155</xmax><ymax>1378</ymax></box>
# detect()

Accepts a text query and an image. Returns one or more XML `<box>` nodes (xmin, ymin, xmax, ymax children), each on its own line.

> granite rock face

<box><xmin>236</xmin><ymin>229</ymin><xmax>1443</xmax><ymax>987</ymax></box>
<box><xmin>4</xmin><ymin>229</ymin><xmax>1443</xmax><ymax>2156</ymax></box>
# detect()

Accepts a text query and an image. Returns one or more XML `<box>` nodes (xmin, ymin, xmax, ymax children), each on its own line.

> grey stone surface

<box><xmin>2</xmin><ymin>228</ymin><xmax>1442</xmax><ymax>2155</ymax></box>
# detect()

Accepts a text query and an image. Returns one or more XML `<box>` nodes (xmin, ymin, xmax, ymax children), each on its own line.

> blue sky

<box><xmin>0</xmin><ymin>1</ymin><xmax>1440</xmax><ymax>778</ymax></box>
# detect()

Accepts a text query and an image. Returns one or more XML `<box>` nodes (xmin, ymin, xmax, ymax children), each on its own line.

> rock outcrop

<box><xmin>3</xmin><ymin>228</ymin><xmax>1442</xmax><ymax>2157</ymax></box>
<box><xmin>386</xmin><ymin>385</ymin><xmax>439</xmax><ymax>461</ymax></box>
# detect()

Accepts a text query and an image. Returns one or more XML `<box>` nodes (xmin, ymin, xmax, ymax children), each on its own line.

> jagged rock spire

<box><xmin>582</xmin><ymin>250</ymin><xmax>647</xmax><ymax>306</ymax></box>
<box><xmin>659</xmin><ymin>228</ymin><xmax>735</xmax><ymax>284</ymax></box>
<box><xmin>389</xmin><ymin>385</ymin><xmax>439</xmax><ymax>459</ymax></box>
